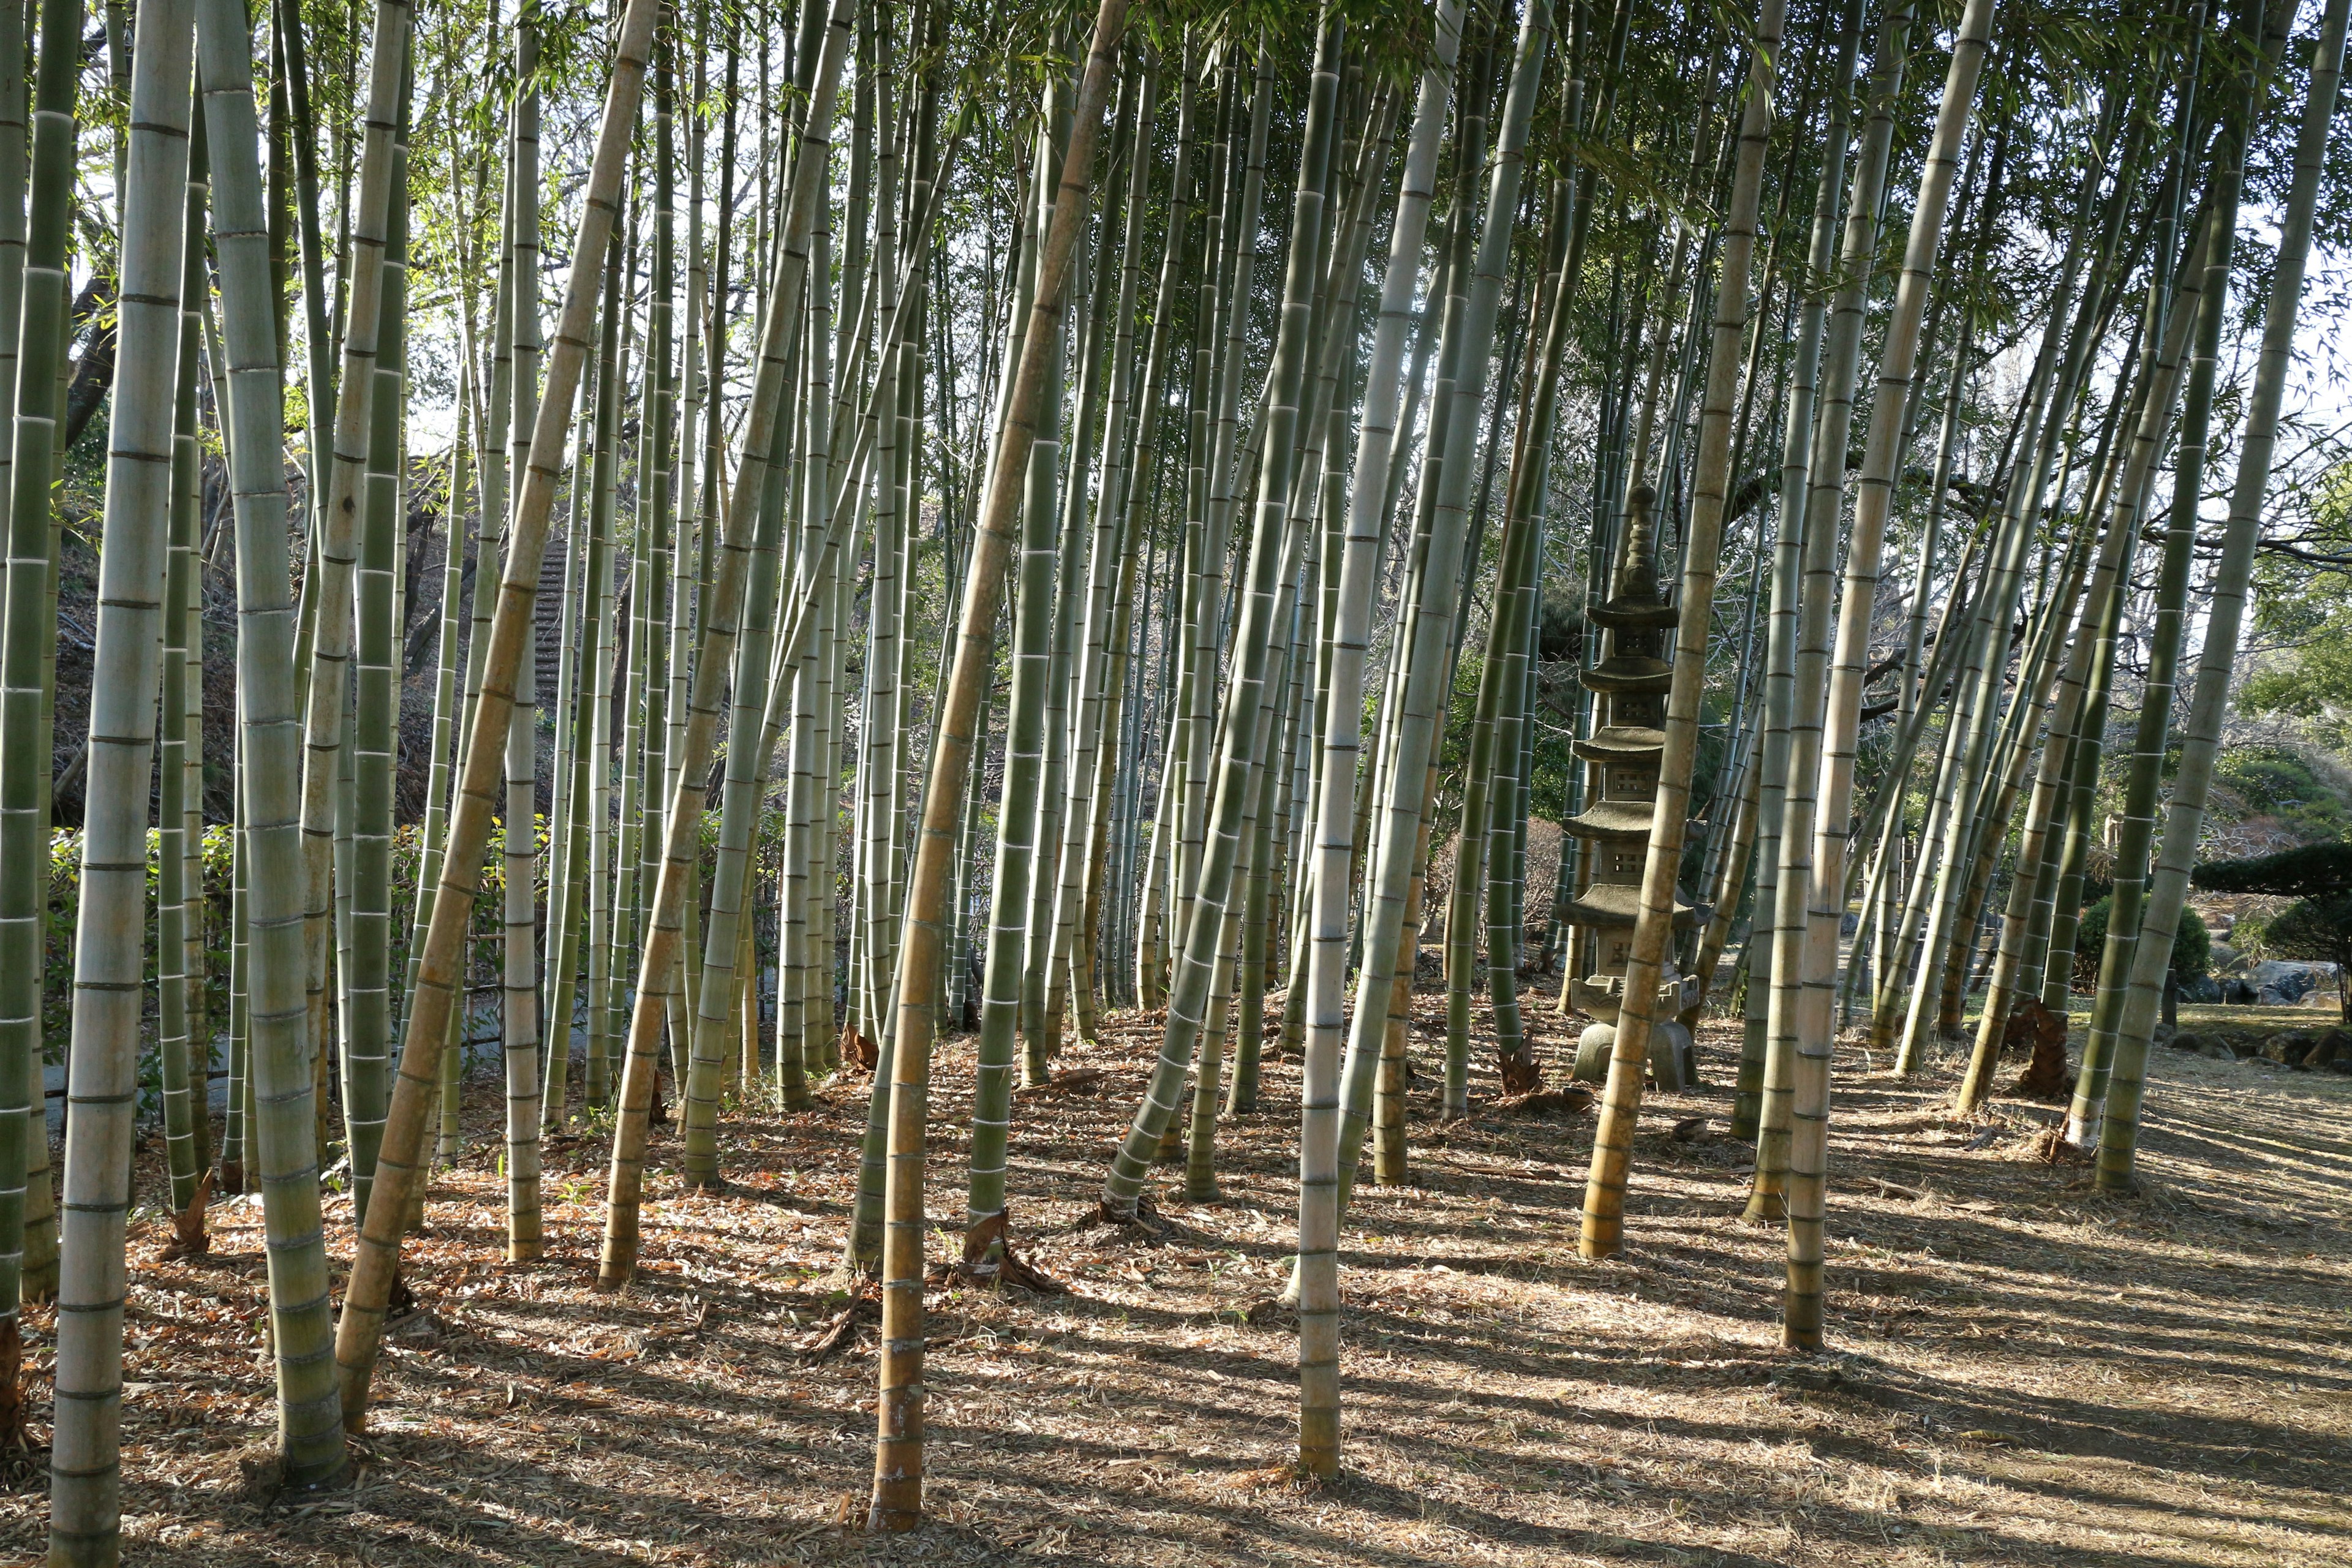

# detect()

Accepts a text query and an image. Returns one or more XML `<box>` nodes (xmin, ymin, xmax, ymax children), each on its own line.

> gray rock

<box><xmin>2251</xmin><ymin>960</ymin><xmax>2340</xmax><ymax>1005</ymax></box>
<box><xmin>2199</xmin><ymin>1040</ymin><xmax>2236</xmax><ymax>1061</ymax></box>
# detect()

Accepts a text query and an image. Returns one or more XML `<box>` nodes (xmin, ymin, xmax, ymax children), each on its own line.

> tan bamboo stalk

<box><xmin>1781</xmin><ymin>0</ymin><xmax>1995</xmax><ymax>1348</ymax></box>
<box><xmin>46</xmin><ymin>5</ymin><xmax>194</xmax><ymax>1551</ymax></box>
<box><xmin>328</xmin><ymin>0</ymin><xmax>665</xmax><ymax>1429</ymax></box>
<box><xmin>1576</xmin><ymin>0</ymin><xmax>1782</xmax><ymax>1261</ymax></box>
<box><xmin>869</xmin><ymin>0</ymin><xmax>1129</xmax><ymax>1528</ymax></box>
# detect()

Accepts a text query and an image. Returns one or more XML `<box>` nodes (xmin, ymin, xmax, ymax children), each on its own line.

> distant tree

<box><xmin>2190</xmin><ymin>842</ymin><xmax>2352</xmax><ymax>899</ymax></box>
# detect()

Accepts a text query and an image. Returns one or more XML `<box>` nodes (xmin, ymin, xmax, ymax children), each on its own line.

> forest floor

<box><xmin>2</xmin><ymin>992</ymin><xmax>2349</xmax><ymax>1567</ymax></box>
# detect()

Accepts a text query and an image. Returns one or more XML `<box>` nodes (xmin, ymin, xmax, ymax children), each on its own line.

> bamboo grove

<box><xmin>0</xmin><ymin>0</ymin><xmax>2342</xmax><ymax>1551</ymax></box>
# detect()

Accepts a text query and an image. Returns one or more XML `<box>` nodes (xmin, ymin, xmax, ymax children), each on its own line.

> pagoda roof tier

<box><xmin>1561</xmin><ymin>880</ymin><xmax>1698</xmax><ymax>930</ymax></box>
<box><xmin>1586</xmin><ymin>598</ymin><xmax>1679</xmax><ymax>631</ymax></box>
<box><xmin>1574</xmin><ymin>724</ymin><xmax>1666</xmax><ymax>762</ymax></box>
<box><xmin>1581</xmin><ymin>653</ymin><xmax>1673</xmax><ymax>695</ymax></box>
<box><xmin>1562</xmin><ymin>798</ymin><xmax>1658</xmax><ymax>840</ymax></box>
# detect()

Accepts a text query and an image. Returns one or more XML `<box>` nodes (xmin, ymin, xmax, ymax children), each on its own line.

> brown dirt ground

<box><xmin>3</xmin><ymin>995</ymin><xmax>2349</xmax><ymax>1567</ymax></box>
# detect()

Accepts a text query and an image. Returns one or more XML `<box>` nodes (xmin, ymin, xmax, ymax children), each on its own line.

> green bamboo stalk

<box><xmin>157</xmin><ymin>131</ymin><xmax>209</xmax><ymax>1227</ymax></box>
<box><xmin>296</xmin><ymin>0</ymin><xmax>415</xmax><ymax>1120</ymax></box>
<box><xmin>598</xmin><ymin>0</ymin><xmax>854</xmax><ymax>1288</ymax></box>
<box><xmin>0</xmin><ymin>0</ymin><xmax>28</xmax><ymax>1361</ymax></box>
<box><xmin>1329</xmin><ymin>4</ymin><xmax>1541</xmax><ymax>1204</ymax></box>
<box><xmin>0</xmin><ymin>0</ymin><xmax>88</xmax><ymax>1335</ymax></box>
<box><xmin>679</xmin><ymin>337</ymin><xmax>799</xmax><ymax>1180</ymax></box>
<box><xmin>962</xmin><ymin>102</ymin><xmax>1069</xmax><ymax>1270</ymax></box>
<box><xmin>501</xmin><ymin>2</ymin><xmax>544</xmax><ymax>1263</ymax></box>
<box><xmin>1753</xmin><ymin>0</ymin><xmax>1916</xmax><ymax>1229</ymax></box>
<box><xmin>2073</xmin><ymin>141</ymin><xmax>2239</xmax><ymax>1146</ymax></box>
<box><xmin>540</xmin><ymin>323</ymin><xmax>595</xmax><ymax>1128</ymax></box>
<box><xmin>2096</xmin><ymin>0</ymin><xmax>2332</xmax><ymax>1189</ymax></box>
<box><xmin>1736</xmin><ymin>0</ymin><xmax>1860</xmax><ymax>1163</ymax></box>
<box><xmin>582</xmin><ymin>230</ymin><xmax>625</xmax><ymax>1112</ymax></box>
<box><xmin>345</xmin><ymin>79</ymin><xmax>409</xmax><ymax>1227</ymax></box>
<box><xmin>195</xmin><ymin>0</ymin><xmax>352</xmax><ymax>1484</ymax></box>
<box><xmin>1106</xmin><ymin>8</ymin><xmax>1361</xmax><ymax>1217</ymax></box>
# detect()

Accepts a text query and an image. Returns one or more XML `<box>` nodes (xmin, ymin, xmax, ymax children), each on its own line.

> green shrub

<box><xmin>2071</xmin><ymin>898</ymin><xmax>2207</xmax><ymax>987</ymax></box>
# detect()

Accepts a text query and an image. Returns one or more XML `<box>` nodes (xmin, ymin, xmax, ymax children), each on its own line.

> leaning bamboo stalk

<box><xmin>2074</xmin><ymin>192</ymin><xmax>2236</xmax><ymax>1142</ymax></box>
<box><xmin>1104</xmin><ymin>10</ymin><xmax>1363</xmax><ymax>1217</ymax></box>
<box><xmin>1576</xmin><ymin>0</ymin><xmax>1783</xmax><ymax>1260</ymax></box>
<box><xmin>2097</xmin><ymin>0</ymin><xmax>2335</xmax><ymax>1191</ymax></box>
<box><xmin>328</xmin><ymin>0</ymin><xmax>665</xmax><ymax>1429</ymax></box>
<box><xmin>1334</xmin><ymin>0</ymin><xmax>1546</xmax><ymax>1204</ymax></box>
<box><xmin>47</xmin><ymin>6</ymin><xmax>196</xmax><ymax>1551</ymax></box>
<box><xmin>1958</xmin><ymin>249</ymin><xmax>2192</xmax><ymax>1113</ymax></box>
<box><xmin>869</xmin><ymin>1</ymin><xmax>1129</xmax><ymax>1529</ymax></box>
<box><xmin>679</xmin><ymin>378</ymin><xmax>797</xmax><ymax>1181</ymax></box>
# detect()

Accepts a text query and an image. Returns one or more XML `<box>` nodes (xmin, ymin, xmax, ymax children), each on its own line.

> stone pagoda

<box><xmin>1563</xmin><ymin>485</ymin><xmax>1699</xmax><ymax>1090</ymax></box>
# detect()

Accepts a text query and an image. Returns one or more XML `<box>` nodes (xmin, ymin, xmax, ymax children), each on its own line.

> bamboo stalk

<box><xmin>2097</xmin><ymin>0</ymin><xmax>2334</xmax><ymax>1191</ymax></box>
<box><xmin>869</xmin><ymin>0</ymin><xmax>1129</xmax><ymax>1526</ymax></box>
<box><xmin>47</xmin><ymin>6</ymin><xmax>196</xmax><ymax>1549</ymax></box>
<box><xmin>1781</xmin><ymin>0</ymin><xmax>1995</xmax><ymax>1347</ymax></box>
<box><xmin>329</xmin><ymin>0</ymin><xmax>666</xmax><ymax>1427</ymax></box>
